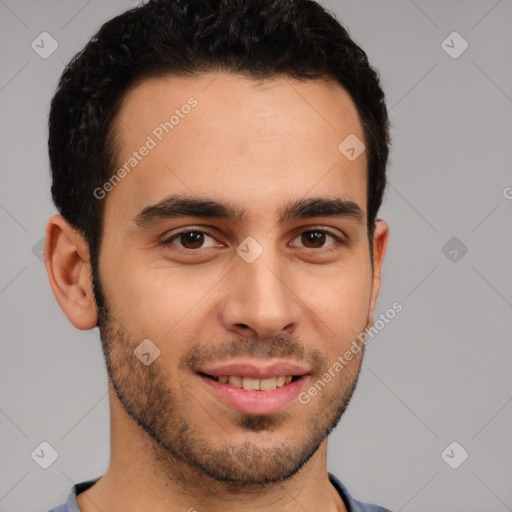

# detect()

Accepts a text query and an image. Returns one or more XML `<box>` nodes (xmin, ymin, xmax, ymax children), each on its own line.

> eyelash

<box><xmin>160</xmin><ymin>227</ymin><xmax>346</xmax><ymax>252</ymax></box>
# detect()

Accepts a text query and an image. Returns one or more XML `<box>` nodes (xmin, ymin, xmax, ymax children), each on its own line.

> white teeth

<box><xmin>242</xmin><ymin>377</ymin><xmax>260</xmax><ymax>391</ymax></box>
<box><xmin>228</xmin><ymin>376</ymin><xmax>243</xmax><ymax>388</ymax></box>
<box><xmin>260</xmin><ymin>377</ymin><xmax>277</xmax><ymax>391</ymax></box>
<box><xmin>276</xmin><ymin>376</ymin><xmax>286</xmax><ymax>388</ymax></box>
<box><xmin>213</xmin><ymin>375</ymin><xmax>295</xmax><ymax>391</ymax></box>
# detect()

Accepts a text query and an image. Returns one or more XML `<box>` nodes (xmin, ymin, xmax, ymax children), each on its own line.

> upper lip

<box><xmin>197</xmin><ymin>361</ymin><xmax>310</xmax><ymax>379</ymax></box>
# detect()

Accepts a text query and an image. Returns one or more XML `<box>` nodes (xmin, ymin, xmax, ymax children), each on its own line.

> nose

<box><xmin>220</xmin><ymin>248</ymin><xmax>301</xmax><ymax>340</ymax></box>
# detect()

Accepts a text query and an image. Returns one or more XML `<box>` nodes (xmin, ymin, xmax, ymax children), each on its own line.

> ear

<box><xmin>367</xmin><ymin>219</ymin><xmax>390</xmax><ymax>326</ymax></box>
<box><xmin>44</xmin><ymin>214</ymin><xmax>98</xmax><ymax>330</ymax></box>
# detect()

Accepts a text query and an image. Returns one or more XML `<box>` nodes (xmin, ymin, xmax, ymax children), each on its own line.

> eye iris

<box><xmin>181</xmin><ymin>231</ymin><xmax>204</xmax><ymax>249</ymax></box>
<box><xmin>302</xmin><ymin>231</ymin><xmax>326</xmax><ymax>248</ymax></box>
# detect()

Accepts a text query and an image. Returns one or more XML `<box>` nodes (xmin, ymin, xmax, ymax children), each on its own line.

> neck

<box><xmin>76</xmin><ymin>382</ymin><xmax>346</xmax><ymax>512</ymax></box>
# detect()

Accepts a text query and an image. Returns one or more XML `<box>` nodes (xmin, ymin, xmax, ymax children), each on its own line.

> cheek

<box><xmin>108</xmin><ymin>266</ymin><xmax>221</xmax><ymax>339</ymax></box>
<box><xmin>300</xmin><ymin>259</ymin><xmax>372</xmax><ymax>341</ymax></box>
<box><xmin>102</xmin><ymin>238</ymin><xmax>372</xmax><ymax>343</ymax></box>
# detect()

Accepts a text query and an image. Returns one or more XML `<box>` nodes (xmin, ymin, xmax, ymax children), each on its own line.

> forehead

<box><xmin>105</xmin><ymin>72</ymin><xmax>367</xmax><ymax>226</ymax></box>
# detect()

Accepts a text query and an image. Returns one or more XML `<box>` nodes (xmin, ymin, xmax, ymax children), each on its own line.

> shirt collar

<box><xmin>64</xmin><ymin>473</ymin><xmax>379</xmax><ymax>512</ymax></box>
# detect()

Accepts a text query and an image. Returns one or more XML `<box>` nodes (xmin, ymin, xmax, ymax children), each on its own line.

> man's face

<box><xmin>95</xmin><ymin>73</ymin><xmax>380</xmax><ymax>484</ymax></box>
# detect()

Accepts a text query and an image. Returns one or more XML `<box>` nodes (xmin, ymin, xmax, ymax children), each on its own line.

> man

<box><xmin>45</xmin><ymin>0</ymin><xmax>392</xmax><ymax>510</ymax></box>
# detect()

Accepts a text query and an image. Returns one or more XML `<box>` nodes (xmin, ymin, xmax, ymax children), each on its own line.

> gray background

<box><xmin>0</xmin><ymin>1</ymin><xmax>511</xmax><ymax>510</ymax></box>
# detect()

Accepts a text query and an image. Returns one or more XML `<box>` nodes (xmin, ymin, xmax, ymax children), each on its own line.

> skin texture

<box><xmin>45</xmin><ymin>72</ymin><xmax>389</xmax><ymax>512</ymax></box>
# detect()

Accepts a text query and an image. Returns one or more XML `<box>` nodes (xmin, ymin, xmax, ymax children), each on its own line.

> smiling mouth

<box><xmin>199</xmin><ymin>372</ymin><xmax>302</xmax><ymax>391</ymax></box>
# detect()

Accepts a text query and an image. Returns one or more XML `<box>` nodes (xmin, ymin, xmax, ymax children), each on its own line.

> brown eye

<box><xmin>162</xmin><ymin>230</ymin><xmax>218</xmax><ymax>250</ymax></box>
<box><xmin>301</xmin><ymin>231</ymin><xmax>326</xmax><ymax>248</ymax></box>
<box><xmin>178</xmin><ymin>231</ymin><xmax>205</xmax><ymax>249</ymax></box>
<box><xmin>292</xmin><ymin>229</ymin><xmax>341</xmax><ymax>249</ymax></box>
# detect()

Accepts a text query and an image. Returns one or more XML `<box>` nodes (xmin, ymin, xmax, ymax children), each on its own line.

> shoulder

<box><xmin>47</xmin><ymin>477</ymin><xmax>100</xmax><ymax>512</ymax></box>
<box><xmin>47</xmin><ymin>506</ymin><xmax>68</xmax><ymax>512</ymax></box>
<box><xmin>328</xmin><ymin>473</ymin><xmax>393</xmax><ymax>512</ymax></box>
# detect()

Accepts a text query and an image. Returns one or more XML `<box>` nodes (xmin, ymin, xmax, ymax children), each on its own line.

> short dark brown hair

<box><xmin>48</xmin><ymin>0</ymin><xmax>390</xmax><ymax>312</ymax></box>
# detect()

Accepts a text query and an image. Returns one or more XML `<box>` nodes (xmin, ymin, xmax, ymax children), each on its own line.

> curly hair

<box><xmin>48</xmin><ymin>0</ymin><xmax>390</xmax><ymax>306</ymax></box>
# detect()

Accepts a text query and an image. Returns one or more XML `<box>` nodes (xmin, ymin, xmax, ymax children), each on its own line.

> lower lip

<box><xmin>198</xmin><ymin>374</ymin><xmax>309</xmax><ymax>415</ymax></box>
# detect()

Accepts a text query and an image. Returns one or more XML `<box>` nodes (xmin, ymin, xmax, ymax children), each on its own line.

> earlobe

<box><xmin>368</xmin><ymin>219</ymin><xmax>390</xmax><ymax>326</ymax></box>
<box><xmin>44</xmin><ymin>214</ymin><xmax>98</xmax><ymax>330</ymax></box>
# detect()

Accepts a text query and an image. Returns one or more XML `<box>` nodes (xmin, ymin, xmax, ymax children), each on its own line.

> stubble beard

<box><xmin>96</xmin><ymin>300</ymin><xmax>365</xmax><ymax>488</ymax></box>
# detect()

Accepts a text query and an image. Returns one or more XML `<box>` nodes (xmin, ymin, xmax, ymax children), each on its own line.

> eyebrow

<box><xmin>131</xmin><ymin>193</ymin><xmax>364</xmax><ymax>228</ymax></box>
